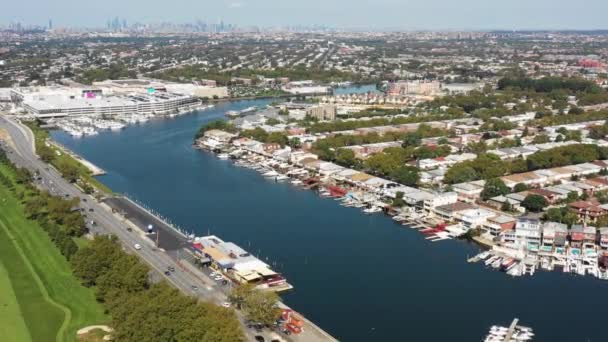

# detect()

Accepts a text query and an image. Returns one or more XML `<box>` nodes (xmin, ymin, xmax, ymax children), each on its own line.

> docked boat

<box><xmin>500</xmin><ymin>258</ymin><xmax>516</xmax><ymax>272</ymax></box>
<box><xmin>275</xmin><ymin>174</ymin><xmax>290</xmax><ymax>182</ymax></box>
<box><xmin>262</xmin><ymin>170</ymin><xmax>279</xmax><ymax>178</ymax></box>
<box><xmin>217</xmin><ymin>153</ymin><xmax>230</xmax><ymax>160</ymax></box>
<box><xmin>485</xmin><ymin>255</ymin><xmax>499</xmax><ymax>266</ymax></box>
<box><xmin>363</xmin><ymin>206</ymin><xmax>382</xmax><ymax>214</ymax></box>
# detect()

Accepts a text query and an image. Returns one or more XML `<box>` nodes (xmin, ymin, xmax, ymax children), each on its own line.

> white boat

<box><xmin>290</xmin><ymin>179</ymin><xmax>303</xmax><ymax>186</ymax></box>
<box><xmin>491</xmin><ymin>258</ymin><xmax>503</xmax><ymax>269</ymax></box>
<box><xmin>477</xmin><ymin>251</ymin><xmax>490</xmax><ymax>260</ymax></box>
<box><xmin>262</xmin><ymin>170</ymin><xmax>279</xmax><ymax>178</ymax></box>
<box><xmin>217</xmin><ymin>153</ymin><xmax>230</xmax><ymax>160</ymax></box>
<box><xmin>392</xmin><ymin>215</ymin><xmax>406</xmax><ymax>222</ymax></box>
<box><xmin>485</xmin><ymin>255</ymin><xmax>498</xmax><ymax>266</ymax></box>
<box><xmin>363</xmin><ymin>206</ymin><xmax>382</xmax><ymax>214</ymax></box>
<box><xmin>275</xmin><ymin>174</ymin><xmax>290</xmax><ymax>182</ymax></box>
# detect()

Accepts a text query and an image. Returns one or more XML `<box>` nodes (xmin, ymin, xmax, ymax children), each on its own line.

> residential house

<box><xmin>483</xmin><ymin>215</ymin><xmax>517</xmax><ymax>236</ymax></box>
<box><xmin>541</xmin><ymin>222</ymin><xmax>568</xmax><ymax>252</ymax></box>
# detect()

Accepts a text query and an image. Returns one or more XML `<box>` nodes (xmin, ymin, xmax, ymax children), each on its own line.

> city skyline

<box><xmin>2</xmin><ymin>0</ymin><xmax>608</xmax><ymax>31</ymax></box>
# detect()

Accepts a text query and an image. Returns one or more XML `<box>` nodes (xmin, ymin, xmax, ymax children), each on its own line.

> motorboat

<box><xmin>363</xmin><ymin>206</ymin><xmax>382</xmax><ymax>214</ymax></box>
<box><xmin>275</xmin><ymin>174</ymin><xmax>290</xmax><ymax>182</ymax></box>
<box><xmin>262</xmin><ymin>170</ymin><xmax>279</xmax><ymax>178</ymax></box>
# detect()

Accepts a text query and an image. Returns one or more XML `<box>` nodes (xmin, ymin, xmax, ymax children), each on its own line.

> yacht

<box><xmin>217</xmin><ymin>153</ymin><xmax>230</xmax><ymax>160</ymax></box>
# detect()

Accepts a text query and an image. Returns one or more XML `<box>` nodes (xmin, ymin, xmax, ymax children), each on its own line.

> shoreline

<box><xmin>46</xmin><ymin>126</ymin><xmax>339</xmax><ymax>342</ymax></box>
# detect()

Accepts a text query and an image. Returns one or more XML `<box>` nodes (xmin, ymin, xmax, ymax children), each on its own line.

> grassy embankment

<box><xmin>24</xmin><ymin>121</ymin><xmax>113</xmax><ymax>194</ymax></box>
<box><xmin>0</xmin><ymin>163</ymin><xmax>108</xmax><ymax>341</ymax></box>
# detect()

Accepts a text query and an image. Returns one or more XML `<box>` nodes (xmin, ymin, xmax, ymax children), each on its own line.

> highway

<box><xmin>0</xmin><ymin>114</ymin><xmax>334</xmax><ymax>342</ymax></box>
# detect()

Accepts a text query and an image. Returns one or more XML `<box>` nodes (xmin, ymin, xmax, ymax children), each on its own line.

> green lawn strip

<box><xmin>0</xmin><ymin>169</ymin><xmax>108</xmax><ymax>341</ymax></box>
<box><xmin>0</xmin><ymin>261</ymin><xmax>33</xmax><ymax>342</ymax></box>
<box><xmin>25</xmin><ymin>122</ymin><xmax>112</xmax><ymax>194</ymax></box>
<box><xmin>0</xmin><ymin>217</ymin><xmax>66</xmax><ymax>342</ymax></box>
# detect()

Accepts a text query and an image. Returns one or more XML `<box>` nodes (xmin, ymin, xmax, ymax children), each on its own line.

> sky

<box><xmin>2</xmin><ymin>0</ymin><xmax>608</xmax><ymax>30</ymax></box>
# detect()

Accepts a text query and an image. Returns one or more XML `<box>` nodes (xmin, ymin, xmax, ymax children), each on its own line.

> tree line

<box><xmin>444</xmin><ymin>144</ymin><xmax>608</xmax><ymax>184</ymax></box>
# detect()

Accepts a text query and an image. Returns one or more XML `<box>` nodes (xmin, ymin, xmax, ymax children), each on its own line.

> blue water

<box><xmin>52</xmin><ymin>96</ymin><xmax>608</xmax><ymax>342</ymax></box>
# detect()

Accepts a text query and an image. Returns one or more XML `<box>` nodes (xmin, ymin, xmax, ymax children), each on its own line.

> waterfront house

<box><xmin>570</xmin><ymin>225</ymin><xmax>585</xmax><ymax>249</ymax></box>
<box><xmin>502</xmin><ymin>218</ymin><xmax>542</xmax><ymax>251</ymax></box>
<box><xmin>541</xmin><ymin>222</ymin><xmax>568</xmax><ymax>252</ymax></box>
<box><xmin>402</xmin><ymin>191</ymin><xmax>435</xmax><ymax>211</ymax></box>
<box><xmin>583</xmin><ymin>226</ymin><xmax>598</xmax><ymax>249</ymax></box>
<box><xmin>452</xmin><ymin>207</ymin><xmax>495</xmax><ymax>229</ymax></box>
<box><xmin>433</xmin><ymin>202</ymin><xmax>477</xmax><ymax>221</ymax></box>
<box><xmin>482</xmin><ymin>215</ymin><xmax>517</xmax><ymax>236</ymax></box>
<box><xmin>598</xmin><ymin>227</ymin><xmax>608</xmax><ymax>250</ymax></box>
<box><xmin>423</xmin><ymin>192</ymin><xmax>458</xmax><ymax>211</ymax></box>
<box><xmin>200</xmin><ymin>129</ymin><xmax>237</xmax><ymax>148</ymax></box>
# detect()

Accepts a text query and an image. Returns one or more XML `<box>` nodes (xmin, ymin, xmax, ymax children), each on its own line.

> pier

<box><xmin>504</xmin><ymin>318</ymin><xmax>519</xmax><ymax>341</ymax></box>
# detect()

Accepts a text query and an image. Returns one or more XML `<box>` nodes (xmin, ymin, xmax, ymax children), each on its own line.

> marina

<box><xmin>48</xmin><ymin>104</ymin><xmax>215</xmax><ymax>137</ymax></box>
<box><xmin>51</xmin><ymin>98</ymin><xmax>608</xmax><ymax>342</ymax></box>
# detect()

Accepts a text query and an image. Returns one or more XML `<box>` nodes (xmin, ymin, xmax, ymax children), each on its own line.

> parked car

<box><xmin>254</xmin><ymin>336</ymin><xmax>265</xmax><ymax>342</ymax></box>
<box><xmin>221</xmin><ymin>302</ymin><xmax>231</xmax><ymax>308</ymax></box>
<box><xmin>134</xmin><ymin>244</ymin><xmax>142</xmax><ymax>250</ymax></box>
<box><xmin>164</xmin><ymin>271</ymin><xmax>171</xmax><ymax>276</ymax></box>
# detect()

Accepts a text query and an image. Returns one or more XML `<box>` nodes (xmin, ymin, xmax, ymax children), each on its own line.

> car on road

<box><xmin>221</xmin><ymin>302</ymin><xmax>231</xmax><ymax>308</ymax></box>
<box><xmin>214</xmin><ymin>276</ymin><xmax>223</xmax><ymax>281</ymax></box>
<box><xmin>164</xmin><ymin>271</ymin><xmax>171</xmax><ymax>276</ymax></box>
<box><xmin>134</xmin><ymin>243</ymin><xmax>142</xmax><ymax>250</ymax></box>
<box><xmin>168</xmin><ymin>266</ymin><xmax>175</xmax><ymax>272</ymax></box>
<box><xmin>88</xmin><ymin>208</ymin><xmax>94</xmax><ymax>212</ymax></box>
<box><xmin>191</xmin><ymin>285</ymin><xmax>198</xmax><ymax>291</ymax></box>
<box><xmin>254</xmin><ymin>336</ymin><xmax>265</xmax><ymax>342</ymax></box>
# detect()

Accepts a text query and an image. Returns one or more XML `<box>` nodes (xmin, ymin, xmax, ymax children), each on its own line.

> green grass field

<box><xmin>0</xmin><ymin>165</ymin><xmax>108</xmax><ymax>341</ymax></box>
<box><xmin>0</xmin><ymin>261</ymin><xmax>33</xmax><ymax>342</ymax></box>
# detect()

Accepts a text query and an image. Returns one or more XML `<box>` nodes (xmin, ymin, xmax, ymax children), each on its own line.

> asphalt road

<box><xmin>0</xmin><ymin>115</ymin><xmax>333</xmax><ymax>342</ymax></box>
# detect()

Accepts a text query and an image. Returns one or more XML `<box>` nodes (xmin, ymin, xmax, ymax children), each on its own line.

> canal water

<box><xmin>52</xmin><ymin>97</ymin><xmax>608</xmax><ymax>342</ymax></box>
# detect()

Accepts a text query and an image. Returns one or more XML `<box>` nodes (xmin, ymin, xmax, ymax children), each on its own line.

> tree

<box><xmin>521</xmin><ymin>194</ymin><xmax>548</xmax><ymax>212</ymax></box>
<box><xmin>532</xmin><ymin>134</ymin><xmax>551</xmax><ymax>144</ymax></box>
<box><xmin>56</xmin><ymin>160</ymin><xmax>79</xmax><ymax>183</ymax></box>
<box><xmin>389</xmin><ymin>166</ymin><xmax>419</xmax><ymax>187</ymax></box>
<box><xmin>513</xmin><ymin>183</ymin><xmax>529</xmax><ymax>193</ymax></box>
<box><xmin>480</xmin><ymin>178</ymin><xmax>510</xmax><ymax>201</ymax></box>
<box><xmin>392</xmin><ymin>191</ymin><xmax>406</xmax><ymax>207</ymax></box>
<box><xmin>501</xmin><ymin>201</ymin><xmax>513</xmax><ymax>212</ymax></box>
<box><xmin>335</xmin><ymin>148</ymin><xmax>357</xmax><ymax>168</ymax></box>
<box><xmin>566</xmin><ymin>191</ymin><xmax>579</xmax><ymax>203</ymax></box>
<box><xmin>288</xmin><ymin>137</ymin><xmax>301</xmax><ymax>149</ymax></box>
<box><xmin>402</xmin><ymin>132</ymin><xmax>421</xmax><ymax>147</ymax></box>
<box><xmin>229</xmin><ymin>283</ymin><xmax>281</xmax><ymax>325</ymax></box>
<box><xmin>38</xmin><ymin>144</ymin><xmax>56</xmax><ymax>162</ymax></box>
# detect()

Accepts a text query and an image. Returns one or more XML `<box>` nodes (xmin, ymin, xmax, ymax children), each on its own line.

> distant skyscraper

<box><xmin>48</xmin><ymin>19</ymin><xmax>52</xmax><ymax>30</ymax></box>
